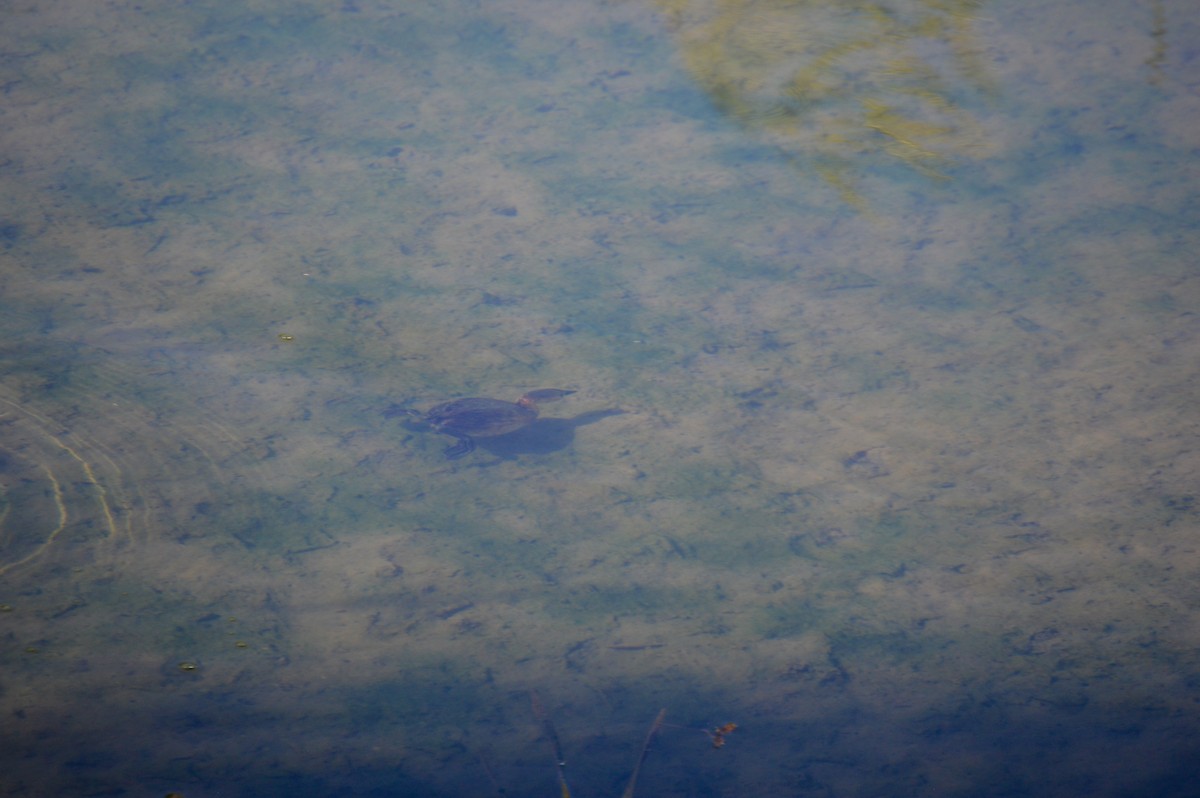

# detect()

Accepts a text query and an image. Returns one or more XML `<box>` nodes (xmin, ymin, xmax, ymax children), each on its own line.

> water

<box><xmin>1</xmin><ymin>0</ymin><xmax>1197</xmax><ymax>795</ymax></box>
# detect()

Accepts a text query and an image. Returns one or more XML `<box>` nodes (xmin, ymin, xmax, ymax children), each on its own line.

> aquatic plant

<box><xmin>658</xmin><ymin>0</ymin><xmax>994</xmax><ymax>207</ymax></box>
<box><xmin>514</xmin><ymin>691</ymin><xmax>735</xmax><ymax>797</ymax></box>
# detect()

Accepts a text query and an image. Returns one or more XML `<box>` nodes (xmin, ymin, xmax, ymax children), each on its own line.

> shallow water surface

<box><xmin>1</xmin><ymin>0</ymin><xmax>1198</xmax><ymax>796</ymax></box>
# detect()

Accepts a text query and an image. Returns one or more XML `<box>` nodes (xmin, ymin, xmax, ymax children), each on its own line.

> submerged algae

<box><xmin>659</xmin><ymin>0</ymin><xmax>995</xmax><ymax>207</ymax></box>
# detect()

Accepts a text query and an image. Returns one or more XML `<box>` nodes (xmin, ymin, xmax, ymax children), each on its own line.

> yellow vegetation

<box><xmin>658</xmin><ymin>0</ymin><xmax>995</xmax><ymax>206</ymax></box>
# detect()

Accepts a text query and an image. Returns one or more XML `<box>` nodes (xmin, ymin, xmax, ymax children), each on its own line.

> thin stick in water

<box><xmin>530</xmin><ymin>690</ymin><xmax>571</xmax><ymax>798</ymax></box>
<box><xmin>621</xmin><ymin>708</ymin><xmax>667</xmax><ymax>798</ymax></box>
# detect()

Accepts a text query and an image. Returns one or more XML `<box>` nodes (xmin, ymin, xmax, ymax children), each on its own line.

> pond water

<box><xmin>1</xmin><ymin>0</ymin><xmax>1197</xmax><ymax>796</ymax></box>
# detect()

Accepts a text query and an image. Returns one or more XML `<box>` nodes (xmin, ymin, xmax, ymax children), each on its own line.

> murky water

<box><xmin>2</xmin><ymin>0</ymin><xmax>1197</xmax><ymax>796</ymax></box>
